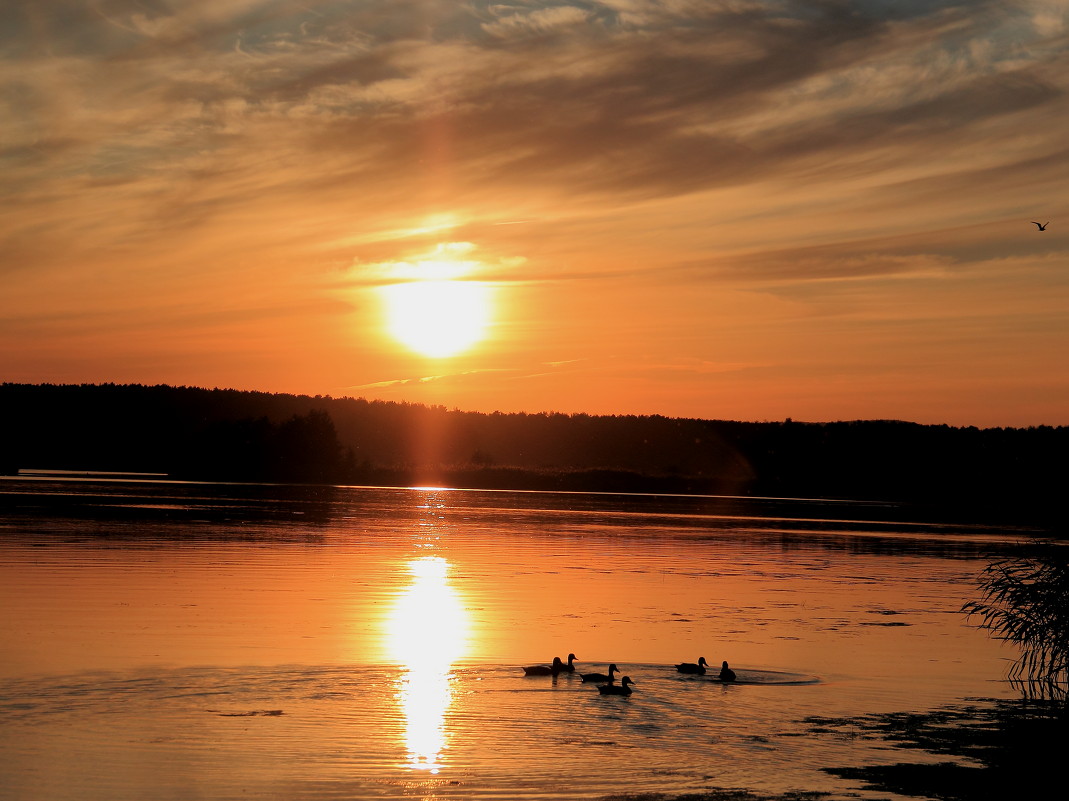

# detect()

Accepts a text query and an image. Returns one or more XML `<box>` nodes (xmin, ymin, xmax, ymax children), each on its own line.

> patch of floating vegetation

<box><xmin>599</xmin><ymin>790</ymin><xmax>834</xmax><ymax>801</ymax></box>
<box><xmin>807</xmin><ymin>699</ymin><xmax>1068</xmax><ymax>800</ymax></box>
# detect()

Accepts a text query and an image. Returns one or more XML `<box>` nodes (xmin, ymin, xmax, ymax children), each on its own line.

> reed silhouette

<box><xmin>964</xmin><ymin>542</ymin><xmax>1069</xmax><ymax>700</ymax></box>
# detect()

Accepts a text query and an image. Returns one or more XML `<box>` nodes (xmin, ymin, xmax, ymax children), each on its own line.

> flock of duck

<box><xmin>521</xmin><ymin>653</ymin><xmax>736</xmax><ymax>696</ymax></box>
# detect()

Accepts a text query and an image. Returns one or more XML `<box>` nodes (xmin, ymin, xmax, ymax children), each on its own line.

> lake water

<box><xmin>0</xmin><ymin>478</ymin><xmax>1038</xmax><ymax>800</ymax></box>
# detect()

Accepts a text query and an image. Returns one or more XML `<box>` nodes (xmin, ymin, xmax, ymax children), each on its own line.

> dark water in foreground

<box><xmin>0</xmin><ymin>479</ymin><xmax>1040</xmax><ymax>800</ymax></box>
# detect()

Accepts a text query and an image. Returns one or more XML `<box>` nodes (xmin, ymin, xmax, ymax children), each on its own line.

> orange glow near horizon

<box><xmin>386</xmin><ymin>556</ymin><xmax>469</xmax><ymax>773</ymax></box>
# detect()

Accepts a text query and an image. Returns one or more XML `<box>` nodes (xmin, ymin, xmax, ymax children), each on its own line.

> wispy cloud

<box><xmin>350</xmin><ymin>367</ymin><xmax>517</xmax><ymax>389</ymax></box>
<box><xmin>5</xmin><ymin>3</ymin><xmax>1063</xmax><ymax>246</ymax></box>
<box><xmin>2</xmin><ymin>1</ymin><xmax>1068</xmax><ymax>424</ymax></box>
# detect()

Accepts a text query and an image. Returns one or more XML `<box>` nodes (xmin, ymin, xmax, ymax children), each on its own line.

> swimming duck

<box><xmin>559</xmin><ymin>653</ymin><xmax>578</xmax><ymax>673</ymax></box>
<box><xmin>580</xmin><ymin>663</ymin><xmax>619</xmax><ymax>683</ymax></box>
<box><xmin>676</xmin><ymin>656</ymin><xmax>708</xmax><ymax>675</ymax></box>
<box><xmin>718</xmin><ymin>661</ymin><xmax>737</xmax><ymax>682</ymax></box>
<box><xmin>523</xmin><ymin>656</ymin><xmax>567</xmax><ymax>676</ymax></box>
<box><xmin>598</xmin><ymin>676</ymin><xmax>636</xmax><ymax>696</ymax></box>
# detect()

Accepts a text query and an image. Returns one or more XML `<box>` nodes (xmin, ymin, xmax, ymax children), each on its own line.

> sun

<box><xmin>382</xmin><ymin>279</ymin><xmax>492</xmax><ymax>358</ymax></box>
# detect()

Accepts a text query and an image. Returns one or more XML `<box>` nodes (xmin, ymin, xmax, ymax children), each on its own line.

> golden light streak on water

<box><xmin>386</xmin><ymin>556</ymin><xmax>469</xmax><ymax>773</ymax></box>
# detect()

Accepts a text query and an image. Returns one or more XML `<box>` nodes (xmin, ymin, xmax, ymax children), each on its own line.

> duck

<box><xmin>523</xmin><ymin>656</ymin><xmax>567</xmax><ymax>676</ymax></box>
<box><xmin>598</xmin><ymin>676</ymin><xmax>636</xmax><ymax>696</ymax></box>
<box><xmin>580</xmin><ymin>663</ymin><xmax>619</xmax><ymax>683</ymax></box>
<box><xmin>718</xmin><ymin>660</ymin><xmax>737</xmax><ymax>682</ymax></box>
<box><xmin>676</xmin><ymin>656</ymin><xmax>708</xmax><ymax>675</ymax></box>
<box><xmin>559</xmin><ymin>653</ymin><xmax>578</xmax><ymax>673</ymax></box>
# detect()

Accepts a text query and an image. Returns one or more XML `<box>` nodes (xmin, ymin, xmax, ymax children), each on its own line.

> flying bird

<box><xmin>1032</xmin><ymin>221</ymin><xmax>1049</xmax><ymax>231</ymax></box>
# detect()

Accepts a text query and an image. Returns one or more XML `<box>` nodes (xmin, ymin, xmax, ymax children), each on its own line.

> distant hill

<box><xmin>1</xmin><ymin>383</ymin><xmax>1065</xmax><ymax>525</ymax></box>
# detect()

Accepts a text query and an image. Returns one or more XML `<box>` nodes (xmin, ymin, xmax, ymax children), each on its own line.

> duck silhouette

<box><xmin>559</xmin><ymin>653</ymin><xmax>578</xmax><ymax>673</ymax></box>
<box><xmin>676</xmin><ymin>656</ymin><xmax>708</xmax><ymax>675</ymax></box>
<box><xmin>523</xmin><ymin>656</ymin><xmax>567</xmax><ymax>676</ymax></box>
<box><xmin>1032</xmin><ymin>221</ymin><xmax>1049</xmax><ymax>231</ymax></box>
<box><xmin>580</xmin><ymin>663</ymin><xmax>619</xmax><ymax>683</ymax></box>
<box><xmin>718</xmin><ymin>661</ymin><xmax>737</xmax><ymax>682</ymax></box>
<box><xmin>598</xmin><ymin>676</ymin><xmax>636</xmax><ymax>696</ymax></box>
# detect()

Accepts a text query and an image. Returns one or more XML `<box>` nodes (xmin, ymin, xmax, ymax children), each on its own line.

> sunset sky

<box><xmin>3</xmin><ymin>0</ymin><xmax>1068</xmax><ymax>427</ymax></box>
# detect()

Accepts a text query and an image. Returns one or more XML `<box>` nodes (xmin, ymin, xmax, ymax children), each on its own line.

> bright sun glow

<box><xmin>383</xmin><ymin>280</ymin><xmax>492</xmax><ymax>358</ymax></box>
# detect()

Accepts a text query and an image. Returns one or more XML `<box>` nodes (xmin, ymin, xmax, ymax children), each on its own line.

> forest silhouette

<box><xmin>2</xmin><ymin>383</ymin><xmax>1065</xmax><ymax>525</ymax></box>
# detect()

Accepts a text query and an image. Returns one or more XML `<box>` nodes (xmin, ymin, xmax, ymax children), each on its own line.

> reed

<box><xmin>964</xmin><ymin>542</ymin><xmax>1069</xmax><ymax>701</ymax></box>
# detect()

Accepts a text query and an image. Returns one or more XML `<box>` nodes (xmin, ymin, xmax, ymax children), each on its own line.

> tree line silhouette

<box><xmin>1</xmin><ymin>383</ymin><xmax>1065</xmax><ymax>524</ymax></box>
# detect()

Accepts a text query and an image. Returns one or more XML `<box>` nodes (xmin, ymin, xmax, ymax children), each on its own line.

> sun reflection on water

<box><xmin>386</xmin><ymin>556</ymin><xmax>469</xmax><ymax>774</ymax></box>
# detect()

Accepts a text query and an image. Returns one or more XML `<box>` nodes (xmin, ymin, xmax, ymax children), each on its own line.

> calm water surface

<box><xmin>0</xmin><ymin>479</ymin><xmax>1035</xmax><ymax>800</ymax></box>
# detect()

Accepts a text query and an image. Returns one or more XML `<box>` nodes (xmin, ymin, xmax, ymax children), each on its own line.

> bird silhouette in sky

<box><xmin>1031</xmin><ymin>221</ymin><xmax>1049</xmax><ymax>231</ymax></box>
